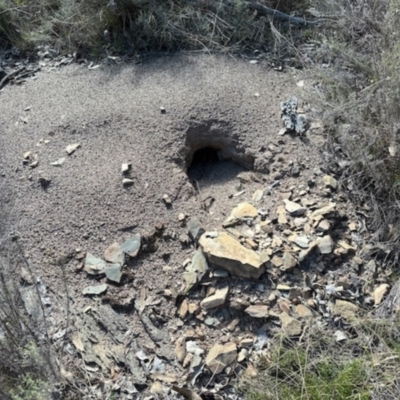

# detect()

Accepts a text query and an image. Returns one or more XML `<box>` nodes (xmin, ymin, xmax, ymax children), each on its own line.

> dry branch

<box><xmin>246</xmin><ymin>1</ymin><xmax>317</xmax><ymax>27</ymax></box>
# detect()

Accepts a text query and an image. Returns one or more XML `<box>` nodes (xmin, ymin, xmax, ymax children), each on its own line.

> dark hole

<box><xmin>187</xmin><ymin>147</ymin><xmax>220</xmax><ymax>181</ymax></box>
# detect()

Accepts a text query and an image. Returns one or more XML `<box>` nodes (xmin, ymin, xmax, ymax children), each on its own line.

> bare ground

<box><xmin>0</xmin><ymin>54</ymin><xmax>335</xmax><ymax>398</ymax></box>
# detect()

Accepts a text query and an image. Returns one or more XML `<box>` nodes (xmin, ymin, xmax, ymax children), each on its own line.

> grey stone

<box><xmin>82</xmin><ymin>283</ymin><xmax>108</xmax><ymax>296</ymax></box>
<box><xmin>283</xmin><ymin>199</ymin><xmax>306</xmax><ymax>216</ymax></box>
<box><xmin>200</xmin><ymin>287</ymin><xmax>229</xmax><ymax>310</ymax></box>
<box><xmin>188</xmin><ymin>218</ymin><xmax>205</xmax><ymax>242</ymax></box>
<box><xmin>199</xmin><ymin>232</ymin><xmax>265</xmax><ymax>279</ymax></box>
<box><xmin>104</xmin><ymin>242</ymin><xmax>124</xmax><ymax>264</ymax></box>
<box><xmin>65</xmin><ymin>143</ymin><xmax>80</xmax><ymax>155</ymax></box>
<box><xmin>84</xmin><ymin>253</ymin><xmax>106</xmax><ymax>275</ymax></box>
<box><xmin>105</xmin><ymin>264</ymin><xmax>123</xmax><ymax>283</ymax></box>
<box><xmin>317</xmin><ymin>235</ymin><xmax>333</xmax><ymax>254</ymax></box>
<box><xmin>121</xmin><ymin>234</ymin><xmax>141</xmax><ymax>257</ymax></box>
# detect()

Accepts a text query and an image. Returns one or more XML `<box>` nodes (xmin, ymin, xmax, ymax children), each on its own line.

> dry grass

<box><xmin>312</xmin><ymin>0</ymin><xmax>400</xmax><ymax>259</ymax></box>
<box><xmin>0</xmin><ymin>0</ymin><xmax>312</xmax><ymax>55</ymax></box>
<box><xmin>241</xmin><ymin>318</ymin><xmax>400</xmax><ymax>400</ymax></box>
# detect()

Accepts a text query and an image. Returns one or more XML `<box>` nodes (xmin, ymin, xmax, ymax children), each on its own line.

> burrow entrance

<box><xmin>183</xmin><ymin>120</ymin><xmax>257</xmax><ymax>212</ymax></box>
<box><xmin>184</xmin><ymin>120</ymin><xmax>255</xmax><ymax>183</ymax></box>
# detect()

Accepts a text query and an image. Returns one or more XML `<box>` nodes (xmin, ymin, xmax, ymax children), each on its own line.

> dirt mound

<box><xmin>1</xmin><ymin>54</ymin><xmax>362</xmax><ymax>398</ymax></box>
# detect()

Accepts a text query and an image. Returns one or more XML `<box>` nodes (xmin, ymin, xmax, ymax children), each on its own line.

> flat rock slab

<box><xmin>84</xmin><ymin>253</ymin><xmax>106</xmax><ymax>275</ymax></box>
<box><xmin>200</xmin><ymin>287</ymin><xmax>229</xmax><ymax>310</ymax></box>
<box><xmin>199</xmin><ymin>232</ymin><xmax>265</xmax><ymax>279</ymax></box>
<box><xmin>205</xmin><ymin>342</ymin><xmax>237</xmax><ymax>374</ymax></box>
<box><xmin>82</xmin><ymin>283</ymin><xmax>108</xmax><ymax>296</ymax></box>
<box><xmin>245</xmin><ymin>304</ymin><xmax>269</xmax><ymax>318</ymax></box>
<box><xmin>104</xmin><ymin>242</ymin><xmax>125</xmax><ymax>264</ymax></box>
<box><xmin>120</xmin><ymin>234</ymin><xmax>141</xmax><ymax>257</ymax></box>
<box><xmin>105</xmin><ymin>264</ymin><xmax>123</xmax><ymax>283</ymax></box>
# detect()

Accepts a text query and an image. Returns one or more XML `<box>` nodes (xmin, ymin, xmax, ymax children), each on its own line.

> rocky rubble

<box><xmin>49</xmin><ymin>165</ymin><xmax>393</xmax><ymax>400</ymax></box>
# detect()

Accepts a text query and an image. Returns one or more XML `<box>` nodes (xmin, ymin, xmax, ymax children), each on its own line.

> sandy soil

<box><xmin>0</xmin><ymin>53</ymin><xmax>329</xmax><ymax>397</ymax></box>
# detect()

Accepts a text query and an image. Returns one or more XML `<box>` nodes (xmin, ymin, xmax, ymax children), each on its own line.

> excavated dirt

<box><xmin>0</xmin><ymin>54</ymin><xmax>336</xmax><ymax>398</ymax></box>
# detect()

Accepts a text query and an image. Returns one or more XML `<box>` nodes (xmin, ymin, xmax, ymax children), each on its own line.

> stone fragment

<box><xmin>252</xmin><ymin>189</ymin><xmax>264</xmax><ymax>202</ymax></box>
<box><xmin>317</xmin><ymin>219</ymin><xmax>330</xmax><ymax>232</ymax></box>
<box><xmin>199</xmin><ymin>232</ymin><xmax>265</xmax><ymax>279</ymax></box>
<box><xmin>334</xmin><ymin>330</ymin><xmax>348</xmax><ymax>342</ymax></box>
<box><xmin>205</xmin><ymin>343</ymin><xmax>237</xmax><ymax>374</ymax></box>
<box><xmin>65</xmin><ymin>143</ymin><xmax>80</xmax><ymax>155</ymax></box>
<box><xmin>162</xmin><ymin>194</ymin><xmax>172</xmax><ymax>206</ymax></box>
<box><xmin>82</xmin><ymin>283</ymin><xmax>107</xmax><ymax>296</ymax></box>
<box><xmin>191</xmin><ymin>248</ymin><xmax>208</xmax><ymax>278</ymax></box>
<box><xmin>348</xmin><ymin>222</ymin><xmax>358</xmax><ymax>231</ymax></box>
<box><xmin>122</xmin><ymin>178</ymin><xmax>134</xmax><ymax>186</ymax></box>
<box><xmin>104</xmin><ymin>242</ymin><xmax>124</xmax><ymax>265</ymax></box>
<box><xmin>280</xmin><ymin>312</ymin><xmax>302</xmax><ymax>336</ymax></box>
<box><xmin>277</xmin><ymin>205</ymin><xmax>288</xmax><ymax>224</ymax></box>
<box><xmin>200</xmin><ymin>287</ymin><xmax>229</xmax><ymax>310</ymax></box>
<box><xmin>295</xmin><ymin>304</ymin><xmax>315</xmax><ymax>319</ymax></box>
<box><xmin>188</xmin><ymin>218</ymin><xmax>205</xmax><ymax>242</ymax></box>
<box><xmin>283</xmin><ymin>199</ymin><xmax>306</xmax><ymax>216</ymax></box>
<box><xmin>175</xmin><ymin>336</ymin><xmax>186</xmax><ymax>363</ymax></box>
<box><xmin>178</xmin><ymin>299</ymin><xmax>189</xmax><ymax>319</ymax></box>
<box><xmin>84</xmin><ymin>253</ymin><xmax>106</xmax><ymax>275</ymax></box>
<box><xmin>245</xmin><ymin>304</ymin><xmax>269</xmax><ymax>318</ymax></box>
<box><xmin>311</xmin><ymin>203</ymin><xmax>336</xmax><ymax>218</ymax></box>
<box><xmin>50</xmin><ymin>157</ymin><xmax>65</xmax><ymax>166</ymax></box>
<box><xmin>183</xmin><ymin>271</ymin><xmax>197</xmax><ymax>292</ymax></box>
<box><xmin>294</xmin><ymin>236</ymin><xmax>309</xmax><ymax>249</ymax></box>
<box><xmin>23</xmin><ymin>151</ymin><xmax>32</xmax><ymax>159</ymax></box>
<box><xmin>374</xmin><ymin>284</ymin><xmax>390</xmax><ymax>305</ymax></box>
<box><xmin>224</xmin><ymin>202</ymin><xmax>258</xmax><ymax>226</ymax></box>
<box><xmin>121</xmin><ymin>163</ymin><xmax>130</xmax><ymax>174</ymax></box>
<box><xmin>317</xmin><ymin>235</ymin><xmax>333</xmax><ymax>254</ymax></box>
<box><xmin>323</xmin><ymin>175</ymin><xmax>338</xmax><ymax>190</ymax></box>
<box><xmin>271</xmin><ymin>255</ymin><xmax>283</xmax><ymax>268</ymax></box>
<box><xmin>105</xmin><ymin>264</ymin><xmax>123</xmax><ymax>283</ymax></box>
<box><xmin>333</xmin><ymin>300</ymin><xmax>358</xmax><ymax>319</ymax></box>
<box><xmin>121</xmin><ymin>234</ymin><xmax>141</xmax><ymax>257</ymax></box>
<box><xmin>282</xmin><ymin>251</ymin><xmax>297</xmax><ymax>271</ymax></box>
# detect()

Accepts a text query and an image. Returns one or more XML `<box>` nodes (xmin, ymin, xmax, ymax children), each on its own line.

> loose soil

<box><xmin>0</xmin><ymin>54</ymin><xmax>336</xmax><ymax>398</ymax></box>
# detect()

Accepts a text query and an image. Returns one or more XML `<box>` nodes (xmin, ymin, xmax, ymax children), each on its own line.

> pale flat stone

<box><xmin>323</xmin><ymin>175</ymin><xmax>338</xmax><ymax>189</ymax></box>
<box><xmin>224</xmin><ymin>202</ymin><xmax>258</xmax><ymax>226</ymax></box>
<box><xmin>282</xmin><ymin>251</ymin><xmax>297</xmax><ymax>271</ymax></box>
<box><xmin>245</xmin><ymin>304</ymin><xmax>269</xmax><ymax>318</ymax></box>
<box><xmin>283</xmin><ymin>199</ymin><xmax>307</xmax><ymax>216</ymax></box>
<box><xmin>82</xmin><ymin>283</ymin><xmax>107</xmax><ymax>296</ymax></box>
<box><xmin>200</xmin><ymin>287</ymin><xmax>229</xmax><ymax>310</ymax></box>
<box><xmin>271</xmin><ymin>255</ymin><xmax>283</xmax><ymax>267</ymax></box>
<box><xmin>104</xmin><ymin>242</ymin><xmax>124</xmax><ymax>264</ymax></box>
<box><xmin>105</xmin><ymin>264</ymin><xmax>123</xmax><ymax>283</ymax></box>
<box><xmin>199</xmin><ymin>232</ymin><xmax>265</xmax><ymax>279</ymax></box>
<box><xmin>317</xmin><ymin>235</ymin><xmax>333</xmax><ymax>254</ymax></box>
<box><xmin>121</xmin><ymin>234</ymin><xmax>141</xmax><ymax>257</ymax></box>
<box><xmin>205</xmin><ymin>342</ymin><xmax>237</xmax><ymax>374</ymax></box>
<box><xmin>84</xmin><ymin>253</ymin><xmax>106</xmax><ymax>275</ymax></box>
<box><xmin>295</xmin><ymin>304</ymin><xmax>315</xmax><ymax>319</ymax></box>
<box><xmin>280</xmin><ymin>312</ymin><xmax>302</xmax><ymax>336</ymax></box>
<box><xmin>311</xmin><ymin>203</ymin><xmax>336</xmax><ymax>218</ymax></box>
<box><xmin>252</xmin><ymin>189</ymin><xmax>264</xmax><ymax>202</ymax></box>
<box><xmin>317</xmin><ymin>219</ymin><xmax>330</xmax><ymax>232</ymax></box>
<box><xmin>65</xmin><ymin>143</ymin><xmax>80</xmax><ymax>155</ymax></box>
<box><xmin>277</xmin><ymin>205</ymin><xmax>288</xmax><ymax>224</ymax></box>
<box><xmin>295</xmin><ymin>236</ymin><xmax>309</xmax><ymax>249</ymax></box>
<box><xmin>374</xmin><ymin>284</ymin><xmax>390</xmax><ymax>305</ymax></box>
<box><xmin>333</xmin><ymin>300</ymin><xmax>358</xmax><ymax>319</ymax></box>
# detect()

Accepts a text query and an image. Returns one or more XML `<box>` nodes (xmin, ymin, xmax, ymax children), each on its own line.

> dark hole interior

<box><xmin>187</xmin><ymin>147</ymin><xmax>220</xmax><ymax>181</ymax></box>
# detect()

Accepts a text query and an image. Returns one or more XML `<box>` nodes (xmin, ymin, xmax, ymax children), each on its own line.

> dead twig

<box><xmin>0</xmin><ymin>66</ymin><xmax>26</xmax><ymax>90</ymax></box>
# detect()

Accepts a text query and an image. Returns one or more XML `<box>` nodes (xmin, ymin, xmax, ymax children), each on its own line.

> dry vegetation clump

<box><xmin>0</xmin><ymin>239</ymin><xmax>60</xmax><ymax>400</ymax></box>
<box><xmin>240</xmin><ymin>319</ymin><xmax>400</xmax><ymax>400</ymax></box>
<box><xmin>314</xmin><ymin>0</ymin><xmax>400</xmax><ymax>257</ymax></box>
<box><xmin>0</xmin><ymin>0</ymin><xmax>312</xmax><ymax>54</ymax></box>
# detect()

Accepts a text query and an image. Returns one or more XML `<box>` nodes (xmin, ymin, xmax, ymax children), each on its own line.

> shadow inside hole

<box><xmin>187</xmin><ymin>147</ymin><xmax>245</xmax><ymax>187</ymax></box>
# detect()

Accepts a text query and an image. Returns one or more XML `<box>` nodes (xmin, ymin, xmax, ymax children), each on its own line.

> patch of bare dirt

<box><xmin>1</xmin><ymin>54</ymin><xmax>376</xmax><ymax>399</ymax></box>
